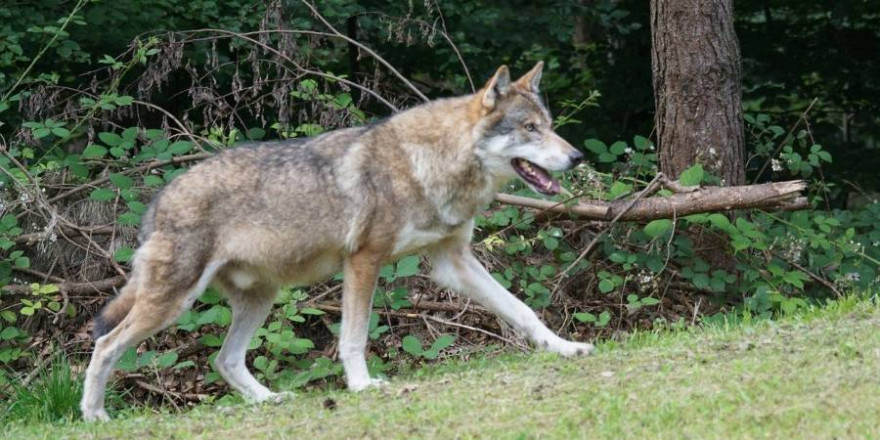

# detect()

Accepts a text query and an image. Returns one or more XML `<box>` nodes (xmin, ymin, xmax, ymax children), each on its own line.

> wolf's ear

<box><xmin>481</xmin><ymin>65</ymin><xmax>511</xmax><ymax>109</ymax></box>
<box><xmin>515</xmin><ymin>61</ymin><xmax>544</xmax><ymax>93</ymax></box>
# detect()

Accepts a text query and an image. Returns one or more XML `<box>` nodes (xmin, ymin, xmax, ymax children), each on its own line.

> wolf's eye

<box><xmin>524</xmin><ymin>123</ymin><xmax>536</xmax><ymax>132</ymax></box>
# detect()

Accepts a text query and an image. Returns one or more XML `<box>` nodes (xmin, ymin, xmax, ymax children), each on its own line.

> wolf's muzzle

<box><xmin>568</xmin><ymin>150</ymin><xmax>585</xmax><ymax>168</ymax></box>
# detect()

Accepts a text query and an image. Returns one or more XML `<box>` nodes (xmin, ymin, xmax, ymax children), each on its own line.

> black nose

<box><xmin>569</xmin><ymin>150</ymin><xmax>585</xmax><ymax>166</ymax></box>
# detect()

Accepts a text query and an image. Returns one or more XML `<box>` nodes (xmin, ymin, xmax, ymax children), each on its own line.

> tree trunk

<box><xmin>650</xmin><ymin>0</ymin><xmax>745</xmax><ymax>186</ymax></box>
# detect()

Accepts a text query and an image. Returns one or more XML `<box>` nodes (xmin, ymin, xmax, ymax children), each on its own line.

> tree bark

<box><xmin>650</xmin><ymin>0</ymin><xmax>745</xmax><ymax>186</ymax></box>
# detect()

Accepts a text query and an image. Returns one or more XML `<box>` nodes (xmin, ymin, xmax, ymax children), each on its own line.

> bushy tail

<box><xmin>92</xmin><ymin>282</ymin><xmax>137</xmax><ymax>340</ymax></box>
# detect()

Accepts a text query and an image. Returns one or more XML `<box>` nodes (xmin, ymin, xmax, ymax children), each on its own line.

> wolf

<box><xmin>80</xmin><ymin>62</ymin><xmax>593</xmax><ymax>421</ymax></box>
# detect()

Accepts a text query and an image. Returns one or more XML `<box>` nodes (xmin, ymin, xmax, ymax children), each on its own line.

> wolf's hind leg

<box><xmin>214</xmin><ymin>278</ymin><xmax>282</xmax><ymax>402</ymax></box>
<box><xmin>339</xmin><ymin>248</ymin><xmax>386</xmax><ymax>392</ymax></box>
<box><xmin>430</xmin><ymin>244</ymin><xmax>594</xmax><ymax>356</ymax></box>
<box><xmin>81</xmin><ymin>284</ymin><xmax>204</xmax><ymax>421</ymax></box>
<box><xmin>80</xmin><ymin>245</ymin><xmax>225</xmax><ymax>422</ymax></box>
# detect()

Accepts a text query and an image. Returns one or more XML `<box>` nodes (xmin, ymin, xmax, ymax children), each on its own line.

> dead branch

<box><xmin>495</xmin><ymin>179</ymin><xmax>808</xmax><ymax>222</ymax></box>
<box><xmin>1</xmin><ymin>275</ymin><xmax>125</xmax><ymax>296</ymax></box>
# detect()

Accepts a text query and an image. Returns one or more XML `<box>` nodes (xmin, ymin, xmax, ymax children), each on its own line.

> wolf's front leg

<box><xmin>339</xmin><ymin>248</ymin><xmax>388</xmax><ymax>391</ymax></box>
<box><xmin>430</xmin><ymin>245</ymin><xmax>594</xmax><ymax>356</ymax></box>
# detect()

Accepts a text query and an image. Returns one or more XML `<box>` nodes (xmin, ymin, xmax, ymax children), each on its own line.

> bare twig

<box><xmin>301</xmin><ymin>1</ymin><xmax>429</xmax><ymax>102</ymax></box>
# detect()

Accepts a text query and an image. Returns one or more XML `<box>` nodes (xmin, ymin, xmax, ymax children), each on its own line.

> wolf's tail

<box><xmin>92</xmin><ymin>279</ymin><xmax>137</xmax><ymax>340</ymax></box>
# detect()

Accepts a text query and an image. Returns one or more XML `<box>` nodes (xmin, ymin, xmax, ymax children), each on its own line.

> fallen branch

<box><xmin>495</xmin><ymin>179</ymin><xmax>808</xmax><ymax>222</ymax></box>
<box><xmin>1</xmin><ymin>275</ymin><xmax>125</xmax><ymax>296</ymax></box>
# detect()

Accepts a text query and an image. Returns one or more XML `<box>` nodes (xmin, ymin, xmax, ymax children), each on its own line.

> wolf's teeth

<box><xmin>544</xmin><ymin>180</ymin><xmax>552</xmax><ymax>190</ymax></box>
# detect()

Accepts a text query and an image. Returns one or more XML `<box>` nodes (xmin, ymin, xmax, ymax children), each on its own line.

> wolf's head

<box><xmin>473</xmin><ymin>62</ymin><xmax>583</xmax><ymax>196</ymax></box>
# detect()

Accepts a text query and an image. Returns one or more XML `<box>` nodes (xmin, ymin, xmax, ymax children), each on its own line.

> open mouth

<box><xmin>511</xmin><ymin>158</ymin><xmax>561</xmax><ymax>196</ymax></box>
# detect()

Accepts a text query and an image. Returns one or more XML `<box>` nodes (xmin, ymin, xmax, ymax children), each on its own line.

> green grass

<box><xmin>7</xmin><ymin>296</ymin><xmax>880</xmax><ymax>439</ymax></box>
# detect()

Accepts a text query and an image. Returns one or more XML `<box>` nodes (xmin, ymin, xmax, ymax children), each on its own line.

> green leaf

<box><xmin>429</xmin><ymin>334</ymin><xmax>455</xmax><ymax>352</ymax></box>
<box><xmin>201</xmin><ymin>333</ymin><xmax>224</xmax><ymax>347</ymax></box>
<box><xmin>1</xmin><ymin>311</ymin><xmax>16</xmax><ymax>323</ymax></box>
<box><xmin>33</xmin><ymin>128</ymin><xmax>51</xmax><ymax>139</ymax></box>
<box><xmin>607</xmin><ymin>181</ymin><xmax>632</xmax><ymax>200</ymax></box>
<box><xmin>598</xmin><ymin>152</ymin><xmax>617</xmax><ymax>163</ymax></box>
<box><xmin>109</xmin><ymin>147</ymin><xmax>126</xmax><ymax>158</ymax></box>
<box><xmin>573</xmin><ymin>312</ymin><xmax>596</xmax><ymax>323</ymax></box>
<box><xmin>89</xmin><ymin>188</ymin><xmax>116</xmax><ymax>201</ymax></box>
<box><xmin>127</xmin><ymin>201</ymin><xmax>147</xmax><ymax>214</ymax></box>
<box><xmin>584</xmin><ymin>139</ymin><xmax>607</xmax><ymax>155</ymax></box>
<box><xmin>0</xmin><ymin>327</ymin><xmax>20</xmax><ymax>340</ymax></box>
<box><xmin>396</xmin><ymin>256</ymin><xmax>421</xmax><ymax>278</ymax></box>
<box><xmin>300</xmin><ymin>308</ymin><xmax>325</xmax><ymax>315</ymax></box>
<box><xmin>401</xmin><ymin>335</ymin><xmax>423</xmax><ymax>356</ymax></box>
<box><xmin>14</xmin><ymin>257</ymin><xmax>30</xmax><ymax>268</ymax></box>
<box><xmin>707</xmin><ymin>213</ymin><xmax>734</xmax><ymax>232</ymax></box>
<box><xmin>144</xmin><ymin>175</ymin><xmax>164</xmax><ymax>187</ymax></box>
<box><xmin>633</xmin><ymin>135</ymin><xmax>652</xmax><ymax>151</ymax></box>
<box><xmin>679</xmin><ymin>164</ymin><xmax>704</xmax><ymax>187</ymax></box>
<box><xmin>144</xmin><ymin>129</ymin><xmax>165</xmax><ymax>140</ymax></box>
<box><xmin>122</xmin><ymin>127</ymin><xmax>139</xmax><ymax>141</ymax></box>
<box><xmin>117</xmin><ymin>212</ymin><xmax>141</xmax><ymax>225</ymax></box>
<box><xmin>609</xmin><ymin>141</ymin><xmax>627</xmax><ymax>155</ymax></box>
<box><xmin>51</xmin><ymin>127</ymin><xmax>70</xmax><ymax>138</ymax></box>
<box><xmin>169</xmin><ymin>141</ymin><xmax>193</xmax><ymax>155</ymax></box>
<box><xmin>598</xmin><ymin>279</ymin><xmax>615</xmax><ymax>293</ymax></box>
<box><xmin>641</xmin><ymin>297</ymin><xmax>661</xmax><ymax>306</ymax></box>
<box><xmin>114</xmin><ymin>246</ymin><xmax>134</xmax><ymax>263</ymax></box>
<box><xmin>246</xmin><ymin>127</ymin><xmax>266</xmax><ymax>140</ymax></box>
<box><xmin>82</xmin><ymin>144</ymin><xmax>108</xmax><ymax>158</ymax></box>
<box><xmin>156</xmin><ymin>351</ymin><xmax>178</xmax><ymax>369</ymax></box>
<box><xmin>109</xmin><ymin>173</ymin><xmax>134</xmax><ymax>190</ymax></box>
<box><xmin>98</xmin><ymin>132</ymin><xmax>122</xmax><ymax>147</ymax></box>
<box><xmin>644</xmin><ymin>219</ymin><xmax>673</xmax><ymax>238</ymax></box>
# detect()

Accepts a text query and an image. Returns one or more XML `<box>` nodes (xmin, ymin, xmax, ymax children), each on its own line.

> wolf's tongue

<box><xmin>511</xmin><ymin>158</ymin><xmax>561</xmax><ymax>196</ymax></box>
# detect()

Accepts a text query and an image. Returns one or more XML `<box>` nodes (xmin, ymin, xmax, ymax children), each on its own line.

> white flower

<box><xmin>771</xmin><ymin>159</ymin><xmax>783</xmax><ymax>172</ymax></box>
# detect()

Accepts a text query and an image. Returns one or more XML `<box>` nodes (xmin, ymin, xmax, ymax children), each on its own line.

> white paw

<box><xmin>252</xmin><ymin>390</ymin><xmax>295</xmax><ymax>404</ymax></box>
<box><xmin>543</xmin><ymin>339</ymin><xmax>595</xmax><ymax>357</ymax></box>
<box><xmin>347</xmin><ymin>377</ymin><xmax>388</xmax><ymax>392</ymax></box>
<box><xmin>82</xmin><ymin>407</ymin><xmax>110</xmax><ymax>422</ymax></box>
<box><xmin>265</xmin><ymin>391</ymin><xmax>295</xmax><ymax>404</ymax></box>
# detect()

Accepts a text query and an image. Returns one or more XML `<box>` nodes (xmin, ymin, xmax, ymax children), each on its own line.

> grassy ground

<box><xmin>7</xmin><ymin>297</ymin><xmax>880</xmax><ymax>439</ymax></box>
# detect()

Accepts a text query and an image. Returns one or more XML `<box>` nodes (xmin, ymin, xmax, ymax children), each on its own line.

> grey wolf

<box><xmin>80</xmin><ymin>62</ymin><xmax>592</xmax><ymax>421</ymax></box>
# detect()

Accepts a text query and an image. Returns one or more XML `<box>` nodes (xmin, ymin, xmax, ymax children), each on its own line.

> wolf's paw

<box><xmin>543</xmin><ymin>339</ymin><xmax>595</xmax><ymax>357</ymax></box>
<box><xmin>82</xmin><ymin>407</ymin><xmax>110</xmax><ymax>422</ymax></box>
<box><xmin>348</xmin><ymin>377</ymin><xmax>388</xmax><ymax>392</ymax></box>
<box><xmin>264</xmin><ymin>391</ymin><xmax>296</xmax><ymax>405</ymax></box>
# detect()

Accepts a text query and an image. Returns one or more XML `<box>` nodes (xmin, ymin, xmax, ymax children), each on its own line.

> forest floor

<box><xmin>7</xmin><ymin>296</ymin><xmax>880</xmax><ymax>439</ymax></box>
